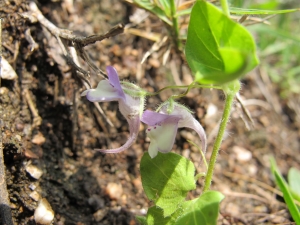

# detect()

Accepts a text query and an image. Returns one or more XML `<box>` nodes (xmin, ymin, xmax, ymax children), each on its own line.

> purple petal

<box><xmin>85</xmin><ymin>80</ymin><xmax>121</xmax><ymax>102</ymax></box>
<box><xmin>95</xmin><ymin>114</ymin><xmax>140</xmax><ymax>154</ymax></box>
<box><xmin>172</xmin><ymin>105</ymin><xmax>207</xmax><ymax>154</ymax></box>
<box><xmin>81</xmin><ymin>66</ymin><xmax>126</xmax><ymax>103</ymax></box>
<box><xmin>106</xmin><ymin>66</ymin><xmax>125</xmax><ymax>101</ymax></box>
<box><xmin>180</xmin><ymin>117</ymin><xmax>207</xmax><ymax>154</ymax></box>
<box><xmin>141</xmin><ymin>110</ymin><xmax>181</xmax><ymax>126</ymax></box>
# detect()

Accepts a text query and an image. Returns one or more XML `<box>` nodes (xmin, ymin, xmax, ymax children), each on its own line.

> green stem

<box><xmin>169</xmin><ymin>0</ymin><xmax>181</xmax><ymax>49</ymax></box>
<box><xmin>144</xmin><ymin>84</ymin><xmax>222</xmax><ymax>97</ymax></box>
<box><xmin>220</xmin><ymin>0</ymin><xmax>230</xmax><ymax>17</ymax></box>
<box><xmin>203</xmin><ymin>92</ymin><xmax>235</xmax><ymax>192</ymax></box>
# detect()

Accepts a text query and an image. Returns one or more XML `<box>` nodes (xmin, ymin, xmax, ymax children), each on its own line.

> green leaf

<box><xmin>146</xmin><ymin>206</ymin><xmax>182</xmax><ymax>225</ymax></box>
<box><xmin>185</xmin><ymin>1</ymin><xmax>259</xmax><ymax>84</ymax></box>
<box><xmin>133</xmin><ymin>0</ymin><xmax>172</xmax><ymax>25</ymax></box>
<box><xmin>158</xmin><ymin>0</ymin><xmax>171</xmax><ymax>17</ymax></box>
<box><xmin>140</xmin><ymin>152</ymin><xmax>196</xmax><ymax>217</ymax></box>
<box><xmin>270</xmin><ymin>158</ymin><xmax>300</xmax><ymax>224</ymax></box>
<box><xmin>176</xmin><ymin>7</ymin><xmax>299</xmax><ymax>17</ymax></box>
<box><xmin>229</xmin><ymin>7</ymin><xmax>299</xmax><ymax>15</ymax></box>
<box><xmin>175</xmin><ymin>191</ymin><xmax>224</xmax><ymax>225</ymax></box>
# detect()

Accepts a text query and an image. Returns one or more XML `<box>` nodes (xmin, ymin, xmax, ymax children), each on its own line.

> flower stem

<box><xmin>203</xmin><ymin>91</ymin><xmax>235</xmax><ymax>192</ymax></box>
<box><xmin>220</xmin><ymin>0</ymin><xmax>230</xmax><ymax>17</ymax></box>
<box><xmin>145</xmin><ymin>84</ymin><xmax>223</xmax><ymax>97</ymax></box>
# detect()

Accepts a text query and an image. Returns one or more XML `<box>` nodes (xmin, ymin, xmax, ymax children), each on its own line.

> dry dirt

<box><xmin>0</xmin><ymin>0</ymin><xmax>299</xmax><ymax>225</ymax></box>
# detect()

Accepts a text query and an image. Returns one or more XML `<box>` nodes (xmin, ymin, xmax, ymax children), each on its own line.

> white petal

<box><xmin>148</xmin><ymin>141</ymin><xmax>159</xmax><ymax>158</ymax></box>
<box><xmin>147</xmin><ymin>119</ymin><xmax>178</xmax><ymax>154</ymax></box>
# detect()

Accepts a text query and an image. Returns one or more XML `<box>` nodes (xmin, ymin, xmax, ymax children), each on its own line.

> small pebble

<box><xmin>205</xmin><ymin>103</ymin><xmax>218</xmax><ymax>119</ymax></box>
<box><xmin>34</xmin><ymin>198</ymin><xmax>54</xmax><ymax>225</ymax></box>
<box><xmin>232</xmin><ymin>146</ymin><xmax>252</xmax><ymax>162</ymax></box>
<box><xmin>0</xmin><ymin>87</ymin><xmax>9</xmax><ymax>95</ymax></box>
<box><xmin>140</xmin><ymin>208</ymin><xmax>147</xmax><ymax>215</ymax></box>
<box><xmin>15</xmin><ymin>135</ymin><xmax>22</xmax><ymax>142</ymax></box>
<box><xmin>32</xmin><ymin>132</ymin><xmax>46</xmax><ymax>145</ymax></box>
<box><xmin>93</xmin><ymin>208</ymin><xmax>108</xmax><ymax>222</ymax></box>
<box><xmin>24</xmin><ymin>149</ymin><xmax>39</xmax><ymax>159</ymax></box>
<box><xmin>29</xmin><ymin>184</ymin><xmax>37</xmax><ymax>190</ymax></box>
<box><xmin>121</xmin><ymin>194</ymin><xmax>127</xmax><ymax>205</ymax></box>
<box><xmin>105</xmin><ymin>182</ymin><xmax>123</xmax><ymax>200</ymax></box>
<box><xmin>248</xmin><ymin>164</ymin><xmax>258</xmax><ymax>176</ymax></box>
<box><xmin>132</xmin><ymin>178</ymin><xmax>142</xmax><ymax>190</ymax></box>
<box><xmin>26</xmin><ymin>164</ymin><xmax>43</xmax><ymax>179</ymax></box>
<box><xmin>0</xmin><ymin>57</ymin><xmax>18</xmax><ymax>80</ymax></box>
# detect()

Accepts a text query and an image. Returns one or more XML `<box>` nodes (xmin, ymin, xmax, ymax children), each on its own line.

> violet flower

<box><xmin>81</xmin><ymin>66</ymin><xmax>144</xmax><ymax>153</ymax></box>
<box><xmin>141</xmin><ymin>102</ymin><xmax>207</xmax><ymax>158</ymax></box>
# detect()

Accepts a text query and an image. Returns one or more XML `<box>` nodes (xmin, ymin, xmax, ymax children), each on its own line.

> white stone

<box><xmin>205</xmin><ymin>103</ymin><xmax>218</xmax><ymax>119</ymax></box>
<box><xmin>26</xmin><ymin>164</ymin><xmax>43</xmax><ymax>179</ymax></box>
<box><xmin>0</xmin><ymin>57</ymin><xmax>18</xmax><ymax>80</ymax></box>
<box><xmin>34</xmin><ymin>198</ymin><xmax>55</xmax><ymax>225</ymax></box>
<box><xmin>105</xmin><ymin>182</ymin><xmax>123</xmax><ymax>200</ymax></box>
<box><xmin>232</xmin><ymin>146</ymin><xmax>252</xmax><ymax>162</ymax></box>
<box><xmin>29</xmin><ymin>183</ymin><xmax>37</xmax><ymax>190</ymax></box>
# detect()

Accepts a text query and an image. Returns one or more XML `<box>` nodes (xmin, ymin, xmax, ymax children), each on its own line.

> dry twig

<box><xmin>25</xmin><ymin>1</ymin><xmax>124</xmax><ymax>80</ymax></box>
<box><xmin>236</xmin><ymin>93</ymin><xmax>255</xmax><ymax>130</ymax></box>
<box><xmin>21</xmin><ymin>1</ymin><xmax>121</xmax><ymax>129</ymax></box>
<box><xmin>23</xmin><ymin>89</ymin><xmax>42</xmax><ymax>128</ymax></box>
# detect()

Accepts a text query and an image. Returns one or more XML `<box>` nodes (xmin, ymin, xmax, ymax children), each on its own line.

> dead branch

<box><xmin>236</xmin><ymin>93</ymin><xmax>255</xmax><ymax>130</ymax></box>
<box><xmin>25</xmin><ymin>1</ymin><xmax>124</xmax><ymax>79</ymax></box>
<box><xmin>23</xmin><ymin>89</ymin><xmax>42</xmax><ymax>128</ymax></box>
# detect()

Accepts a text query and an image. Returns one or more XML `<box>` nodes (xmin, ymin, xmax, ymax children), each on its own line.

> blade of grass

<box><xmin>175</xmin><ymin>7</ymin><xmax>299</xmax><ymax>17</ymax></box>
<box><xmin>230</xmin><ymin>7</ymin><xmax>299</xmax><ymax>15</ymax></box>
<box><xmin>270</xmin><ymin>157</ymin><xmax>300</xmax><ymax>224</ymax></box>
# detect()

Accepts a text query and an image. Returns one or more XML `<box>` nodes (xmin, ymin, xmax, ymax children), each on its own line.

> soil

<box><xmin>0</xmin><ymin>0</ymin><xmax>299</xmax><ymax>225</ymax></box>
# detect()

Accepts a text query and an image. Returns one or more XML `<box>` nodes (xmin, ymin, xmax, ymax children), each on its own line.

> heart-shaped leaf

<box><xmin>140</xmin><ymin>152</ymin><xmax>196</xmax><ymax>217</ymax></box>
<box><xmin>175</xmin><ymin>191</ymin><xmax>224</xmax><ymax>225</ymax></box>
<box><xmin>185</xmin><ymin>1</ymin><xmax>259</xmax><ymax>84</ymax></box>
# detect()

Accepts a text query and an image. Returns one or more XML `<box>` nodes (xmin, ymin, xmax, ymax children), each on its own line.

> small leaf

<box><xmin>158</xmin><ymin>0</ymin><xmax>171</xmax><ymax>17</ymax></box>
<box><xmin>175</xmin><ymin>191</ymin><xmax>224</xmax><ymax>225</ymax></box>
<box><xmin>140</xmin><ymin>152</ymin><xmax>196</xmax><ymax>217</ymax></box>
<box><xmin>185</xmin><ymin>1</ymin><xmax>259</xmax><ymax>84</ymax></box>
<box><xmin>176</xmin><ymin>7</ymin><xmax>299</xmax><ymax>17</ymax></box>
<box><xmin>230</xmin><ymin>7</ymin><xmax>300</xmax><ymax>15</ymax></box>
<box><xmin>270</xmin><ymin>158</ymin><xmax>300</xmax><ymax>224</ymax></box>
<box><xmin>133</xmin><ymin>0</ymin><xmax>172</xmax><ymax>25</ymax></box>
